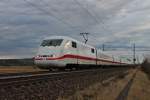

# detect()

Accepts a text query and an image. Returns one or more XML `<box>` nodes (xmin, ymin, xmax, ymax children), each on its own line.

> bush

<box><xmin>0</xmin><ymin>58</ymin><xmax>34</xmax><ymax>66</ymax></box>
<box><xmin>141</xmin><ymin>59</ymin><xmax>150</xmax><ymax>78</ymax></box>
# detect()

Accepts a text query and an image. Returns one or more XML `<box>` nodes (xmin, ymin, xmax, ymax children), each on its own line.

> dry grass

<box><xmin>0</xmin><ymin>66</ymin><xmax>44</xmax><ymax>73</ymax></box>
<box><xmin>127</xmin><ymin>70</ymin><xmax>150</xmax><ymax>100</ymax></box>
<box><xmin>58</xmin><ymin>69</ymin><xmax>135</xmax><ymax>100</ymax></box>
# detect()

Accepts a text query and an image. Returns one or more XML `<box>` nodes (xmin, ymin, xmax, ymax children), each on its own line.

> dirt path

<box><xmin>127</xmin><ymin>70</ymin><xmax>150</xmax><ymax>100</ymax></box>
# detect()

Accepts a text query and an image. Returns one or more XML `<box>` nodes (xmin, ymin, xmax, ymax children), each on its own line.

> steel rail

<box><xmin>0</xmin><ymin>68</ymin><xmax>130</xmax><ymax>87</ymax></box>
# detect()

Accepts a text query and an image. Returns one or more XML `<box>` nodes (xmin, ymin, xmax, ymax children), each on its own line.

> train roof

<box><xmin>44</xmin><ymin>36</ymin><xmax>95</xmax><ymax>49</ymax></box>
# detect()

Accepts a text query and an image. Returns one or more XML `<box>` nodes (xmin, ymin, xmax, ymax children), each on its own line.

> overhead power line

<box><xmin>23</xmin><ymin>0</ymin><xmax>75</xmax><ymax>29</ymax></box>
<box><xmin>73</xmin><ymin>0</ymin><xmax>114</xmax><ymax>34</ymax></box>
<box><xmin>73</xmin><ymin>0</ymin><xmax>100</xmax><ymax>24</ymax></box>
<box><xmin>24</xmin><ymin>0</ymin><xmax>111</xmax><ymax>34</ymax></box>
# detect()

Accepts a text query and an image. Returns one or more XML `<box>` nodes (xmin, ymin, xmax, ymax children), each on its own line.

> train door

<box><xmin>71</xmin><ymin>41</ymin><xmax>78</xmax><ymax>64</ymax></box>
<box><xmin>95</xmin><ymin>48</ymin><xmax>98</xmax><ymax>65</ymax></box>
<box><xmin>91</xmin><ymin>48</ymin><xmax>97</xmax><ymax>65</ymax></box>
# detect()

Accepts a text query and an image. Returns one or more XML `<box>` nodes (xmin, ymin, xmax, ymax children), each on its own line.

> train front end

<box><xmin>34</xmin><ymin>38</ymin><xmax>65</xmax><ymax>69</ymax></box>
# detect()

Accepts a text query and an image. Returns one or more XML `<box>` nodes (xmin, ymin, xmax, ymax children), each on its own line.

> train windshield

<box><xmin>41</xmin><ymin>39</ymin><xmax>63</xmax><ymax>47</ymax></box>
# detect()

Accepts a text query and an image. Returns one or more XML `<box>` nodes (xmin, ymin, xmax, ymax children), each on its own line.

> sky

<box><xmin>0</xmin><ymin>0</ymin><xmax>150</xmax><ymax>60</ymax></box>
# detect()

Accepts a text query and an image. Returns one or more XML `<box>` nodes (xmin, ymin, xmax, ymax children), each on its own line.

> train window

<box><xmin>72</xmin><ymin>41</ymin><xmax>77</xmax><ymax>48</ymax></box>
<box><xmin>91</xmin><ymin>48</ymin><xmax>95</xmax><ymax>53</ymax></box>
<box><xmin>41</xmin><ymin>39</ymin><xmax>63</xmax><ymax>47</ymax></box>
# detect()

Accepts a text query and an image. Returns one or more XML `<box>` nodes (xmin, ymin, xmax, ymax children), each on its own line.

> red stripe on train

<box><xmin>34</xmin><ymin>54</ymin><xmax>126</xmax><ymax>64</ymax></box>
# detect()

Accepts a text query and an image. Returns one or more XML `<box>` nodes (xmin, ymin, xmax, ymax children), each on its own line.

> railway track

<box><xmin>0</xmin><ymin>68</ymin><xmax>129</xmax><ymax>85</ymax></box>
<box><xmin>0</xmin><ymin>67</ymin><xmax>132</xmax><ymax>100</ymax></box>
<box><xmin>0</xmin><ymin>69</ymin><xmax>100</xmax><ymax>86</ymax></box>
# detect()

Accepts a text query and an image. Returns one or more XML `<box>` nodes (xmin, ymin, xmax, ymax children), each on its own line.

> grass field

<box><xmin>0</xmin><ymin>66</ymin><xmax>45</xmax><ymax>73</ymax></box>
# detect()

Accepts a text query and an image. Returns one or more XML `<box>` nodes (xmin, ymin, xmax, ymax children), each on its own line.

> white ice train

<box><xmin>34</xmin><ymin>36</ymin><xmax>132</xmax><ymax>69</ymax></box>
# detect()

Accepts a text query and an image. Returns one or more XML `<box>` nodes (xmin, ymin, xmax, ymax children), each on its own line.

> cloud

<box><xmin>0</xmin><ymin>0</ymin><xmax>149</xmax><ymax>59</ymax></box>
